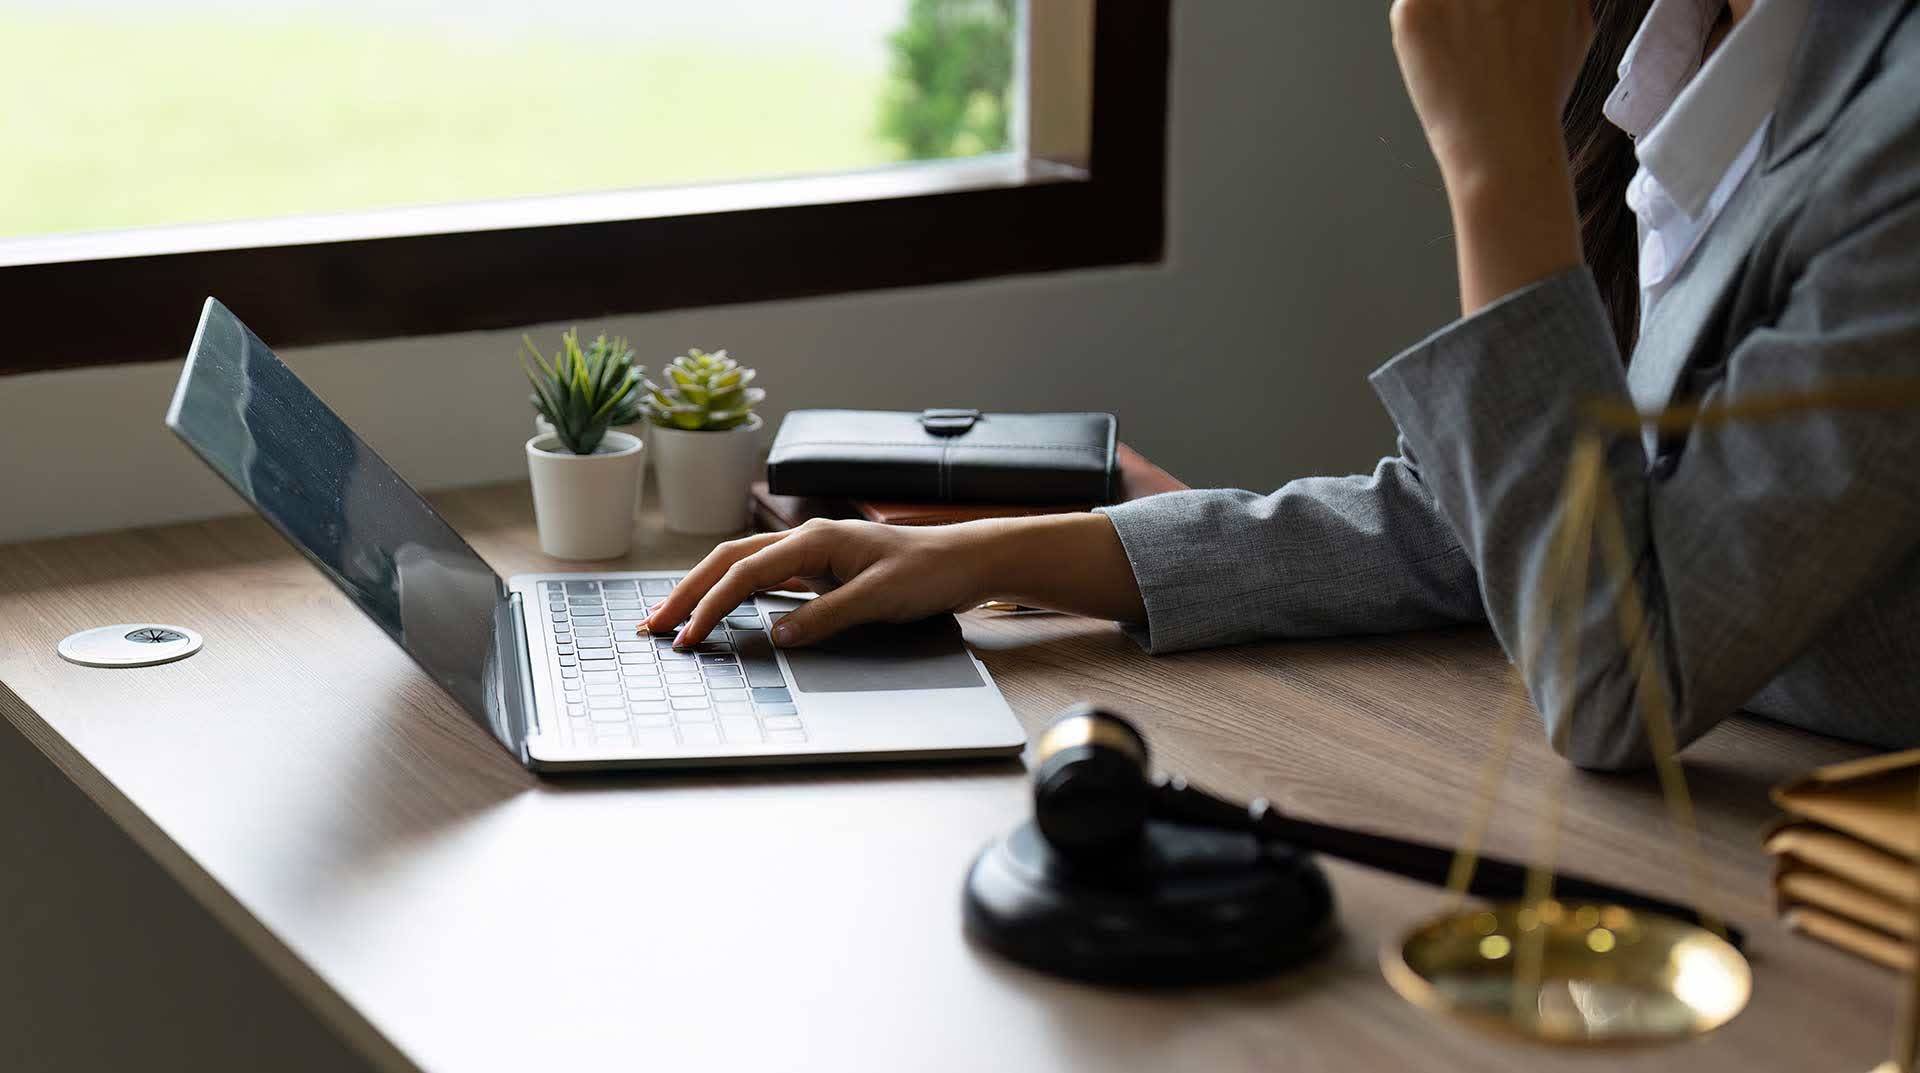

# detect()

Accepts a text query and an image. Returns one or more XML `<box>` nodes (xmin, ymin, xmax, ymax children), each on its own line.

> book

<box><xmin>1781</xmin><ymin>905</ymin><xmax>1913</xmax><ymax>971</ymax></box>
<box><xmin>751</xmin><ymin>443</ymin><xmax>1187</xmax><ymax>532</ymax></box>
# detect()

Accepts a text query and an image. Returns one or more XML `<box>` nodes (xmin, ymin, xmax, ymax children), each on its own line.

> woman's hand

<box><xmin>1389</xmin><ymin>0</ymin><xmax>1591</xmax><ymax>314</ymax></box>
<box><xmin>645</xmin><ymin>519</ymin><xmax>988</xmax><ymax>648</ymax></box>
<box><xmin>646</xmin><ymin>513</ymin><xmax>1146</xmax><ymax>648</ymax></box>
<box><xmin>1389</xmin><ymin>0</ymin><xmax>1592</xmax><ymax>180</ymax></box>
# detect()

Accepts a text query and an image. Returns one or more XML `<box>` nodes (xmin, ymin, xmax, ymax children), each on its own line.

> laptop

<box><xmin>165</xmin><ymin>298</ymin><xmax>1027</xmax><ymax>772</ymax></box>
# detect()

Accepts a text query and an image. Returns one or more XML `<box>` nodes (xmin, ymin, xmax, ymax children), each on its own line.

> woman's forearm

<box><xmin>973</xmin><ymin>512</ymin><xmax>1147</xmax><ymax>624</ymax></box>
<box><xmin>1446</xmin><ymin>146</ymin><xmax>1585</xmax><ymax>318</ymax></box>
<box><xmin>1389</xmin><ymin>0</ymin><xmax>1592</xmax><ymax>316</ymax></box>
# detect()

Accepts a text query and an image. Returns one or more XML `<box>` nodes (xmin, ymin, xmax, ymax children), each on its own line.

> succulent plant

<box><xmin>522</xmin><ymin>329</ymin><xmax>645</xmax><ymax>455</ymax></box>
<box><xmin>643</xmin><ymin>348</ymin><xmax>764</xmax><ymax>431</ymax></box>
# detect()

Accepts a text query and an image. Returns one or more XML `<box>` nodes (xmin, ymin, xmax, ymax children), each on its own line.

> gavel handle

<box><xmin>1268</xmin><ymin>812</ymin><xmax>1743</xmax><ymax>946</ymax></box>
<box><xmin>1151</xmin><ymin>778</ymin><xmax>1743</xmax><ymax>948</ymax></box>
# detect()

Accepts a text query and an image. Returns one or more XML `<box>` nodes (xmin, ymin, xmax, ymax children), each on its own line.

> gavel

<box><xmin>1029</xmin><ymin>704</ymin><xmax>1740</xmax><ymax>945</ymax></box>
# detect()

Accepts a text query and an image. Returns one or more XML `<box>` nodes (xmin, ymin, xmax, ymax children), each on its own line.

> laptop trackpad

<box><xmin>767</xmin><ymin>613</ymin><xmax>984</xmax><ymax>692</ymax></box>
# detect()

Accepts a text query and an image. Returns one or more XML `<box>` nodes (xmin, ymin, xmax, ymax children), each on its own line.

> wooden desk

<box><xmin>0</xmin><ymin>482</ymin><xmax>1893</xmax><ymax>1071</ymax></box>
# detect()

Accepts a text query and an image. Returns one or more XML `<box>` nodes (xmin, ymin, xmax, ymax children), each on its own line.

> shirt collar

<box><xmin>1604</xmin><ymin>0</ymin><xmax>1811</xmax><ymax>217</ymax></box>
<box><xmin>1604</xmin><ymin>0</ymin><xmax>1720</xmax><ymax>138</ymax></box>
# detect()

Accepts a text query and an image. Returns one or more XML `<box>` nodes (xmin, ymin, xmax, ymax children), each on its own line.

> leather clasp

<box><xmin>920</xmin><ymin>408</ymin><xmax>981</xmax><ymax>436</ymax></box>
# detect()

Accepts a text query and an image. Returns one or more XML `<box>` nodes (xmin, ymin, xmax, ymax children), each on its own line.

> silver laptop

<box><xmin>165</xmin><ymin>298</ymin><xmax>1026</xmax><ymax>771</ymax></box>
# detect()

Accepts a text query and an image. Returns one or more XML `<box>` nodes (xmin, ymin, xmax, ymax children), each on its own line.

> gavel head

<box><xmin>1030</xmin><ymin>705</ymin><xmax>1155</xmax><ymax>863</ymax></box>
<box><xmin>973</xmin><ymin>706</ymin><xmax>1339</xmax><ymax>985</ymax></box>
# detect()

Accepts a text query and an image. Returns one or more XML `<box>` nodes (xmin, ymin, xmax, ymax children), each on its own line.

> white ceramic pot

<box><xmin>536</xmin><ymin>416</ymin><xmax>649</xmax><ymax>518</ymax></box>
<box><xmin>525</xmin><ymin>431</ymin><xmax>645</xmax><ymax>560</ymax></box>
<box><xmin>649</xmin><ymin>414</ymin><xmax>763</xmax><ymax>534</ymax></box>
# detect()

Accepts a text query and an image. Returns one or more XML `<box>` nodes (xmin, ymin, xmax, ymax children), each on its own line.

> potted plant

<box><xmin>522</xmin><ymin>329</ymin><xmax>647</xmax><ymax>560</ymax></box>
<box><xmin>644</xmin><ymin>348</ymin><xmax>765</xmax><ymax>534</ymax></box>
<box><xmin>532</xmin><ymin>331</ymin><xmax>651</xmax><ymax>521</ymax></box>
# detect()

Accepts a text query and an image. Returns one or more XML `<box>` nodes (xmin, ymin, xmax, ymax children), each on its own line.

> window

<box><xmin>2</xmin><ymin>0</ymin><xmax>1027</xmax><ymax>238</ymax></box>
<box><xmin>0</xmin><ymin>0</ymin><xmax>1166</xmax><ymax>373</ymax></box>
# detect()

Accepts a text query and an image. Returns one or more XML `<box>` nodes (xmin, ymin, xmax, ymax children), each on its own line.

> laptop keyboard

<box><xmin>540</xmin><ymin>577</ymin><xmax>804</xmax><ymax>751</ymax></box>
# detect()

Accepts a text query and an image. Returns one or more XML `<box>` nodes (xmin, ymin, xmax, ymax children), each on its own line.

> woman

<box><xmin>650</xmin><ymin>0</ymin><xmax>1920</xmax><ymax>770</ymax></box>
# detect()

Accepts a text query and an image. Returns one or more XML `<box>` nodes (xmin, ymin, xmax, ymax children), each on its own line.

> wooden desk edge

<box><xmin>0</xmin><ymin>678</ymin><xmax>422</xmax><ymax>1073</ymax></box>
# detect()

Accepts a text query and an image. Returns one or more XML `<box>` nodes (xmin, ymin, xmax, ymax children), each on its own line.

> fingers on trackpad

<box><xmin>766</xmin><ymin>613</ymin><xmax>983</xmax><ymax>693</ymax></box>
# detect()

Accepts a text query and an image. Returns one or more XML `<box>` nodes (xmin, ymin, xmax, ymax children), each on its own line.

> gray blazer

<box><xmin>1101</xmin><ymin>1</ymin><xmax>1920</xmax><ymax>770</ymax></box>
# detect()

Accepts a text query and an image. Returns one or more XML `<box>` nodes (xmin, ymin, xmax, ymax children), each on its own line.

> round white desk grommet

<box><xmin>57</xmin><ymin>624</ymin><xmax>204</xmax><ymax>668</ymax></box>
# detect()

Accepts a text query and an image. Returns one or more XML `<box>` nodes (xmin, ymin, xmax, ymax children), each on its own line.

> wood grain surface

<box><xmin>0</xmin><ymin>482</ymin><xmax>1894</xmax><ymax>1072</ymax></box>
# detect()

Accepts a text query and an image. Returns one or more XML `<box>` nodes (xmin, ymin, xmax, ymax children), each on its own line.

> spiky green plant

<box><xmin>522</xmin><ymin>329</ymin><xmax>645</xmax><ymax>455</ymax></box>
<box><xmin>643</xmin><ymin>348</ymin><xmax>764</xmax><ymax>431</ymax></box>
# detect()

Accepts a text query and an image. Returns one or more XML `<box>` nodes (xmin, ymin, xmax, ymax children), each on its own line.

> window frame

<box><xmin>0</xmin><ymin>0</ymin><xmax>1168</xmax><ymax>374</ymax></box>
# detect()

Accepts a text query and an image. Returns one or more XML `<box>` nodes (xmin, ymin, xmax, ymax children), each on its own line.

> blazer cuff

<box><xmin>1095</xmin><ymin>494</ymin><xmax>1217</xmax><ymax>654</ymax></box>
<box><xmin>1367</xmin><ymin>266</ymin><xmax>1628</xmax><ymax>541</ymax></box>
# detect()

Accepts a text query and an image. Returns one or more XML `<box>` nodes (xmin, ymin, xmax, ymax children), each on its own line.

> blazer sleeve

<box><xmin>1369</xmin><ymin>185</ymin><xmax>1920</xmax><ymax>770</ymax></box>
<box><xmin>1095</xmin><ymin>441</ymin><xmax>1486</xmax><ymax>654</ymax></box>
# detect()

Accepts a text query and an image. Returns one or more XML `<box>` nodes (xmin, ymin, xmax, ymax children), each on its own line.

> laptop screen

<box><xmin>165</xmin><ymin>298</ymin><xmax>525</xmax><ymax>757</ymax></box>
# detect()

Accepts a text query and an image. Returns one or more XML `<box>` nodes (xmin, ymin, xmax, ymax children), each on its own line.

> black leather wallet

<box><xmin>766</xmin><ymin>409</ymin><xmax>1119</xmax><ymax>504</ymax></box>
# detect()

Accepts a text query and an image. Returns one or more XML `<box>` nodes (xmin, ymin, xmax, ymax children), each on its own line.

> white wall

<box><xmin>0</xmin><ymin>3</ymin><xmax>1456</xmax><ymax>545</ymax></box>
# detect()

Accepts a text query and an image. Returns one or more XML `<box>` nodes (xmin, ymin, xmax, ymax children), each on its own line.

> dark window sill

<box><xmin>0</xmin><ymin>155</ymin><xmax>1084</xmax><ymax>268</ymax></box>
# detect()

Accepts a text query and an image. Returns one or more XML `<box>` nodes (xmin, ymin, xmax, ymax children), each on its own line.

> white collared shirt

<box><xmin>1604</xmin><ymin>0</ymin><xmax>1811</xmax><ymax>329</ymax></box>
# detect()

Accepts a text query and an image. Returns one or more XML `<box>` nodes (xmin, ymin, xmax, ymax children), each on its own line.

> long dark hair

<box><xmin>1563</xmin><ymin>0</ymin><xmax>1654</xmax><ymax>356</ymax></box>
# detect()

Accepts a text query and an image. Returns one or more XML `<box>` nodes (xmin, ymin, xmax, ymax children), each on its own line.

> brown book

<box><xmin>1778</xmin><ymin>868</ymin><xmax>1914</xmax><ymax>940</ymax></box>
<box><xmin>1767</xmin><ymin>824</ymin><xmax>1920</xmax><ymax>905</ymax></box>
<box><xmin>1781</xmin><ymin>906</ymin><xmax>1913</xmax><ymax>971</ymax></box>
<box><xmin>748</xmin><ymin>486</ymin><xmax>856</xmax><ymax>533</ymax></box>
<box><xmin>751</xmin><ymin>443</ymin><xmax>1187</xmax><ymax>532</ymax></box>
<box><xmin>1772</xmin><ymin>748</ymin><xmax>1920</xmax><ymax>858</ymax></box>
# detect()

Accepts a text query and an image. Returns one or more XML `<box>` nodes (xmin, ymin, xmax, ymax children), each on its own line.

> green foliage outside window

<box><xmin>880</xmin><ymin>0</ymin><xmax>1017</xmax><ymax>161</ymax></box>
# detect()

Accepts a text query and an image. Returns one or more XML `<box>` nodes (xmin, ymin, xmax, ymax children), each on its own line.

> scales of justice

<box><xmin>1372</xmin><ymin>379</ymin><xmax>1920</xmax><ymax>1067</ymax></box>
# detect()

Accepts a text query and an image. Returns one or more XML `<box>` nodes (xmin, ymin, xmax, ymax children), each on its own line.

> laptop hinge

<box><xmin>508</xmin><ymin>591</ymin><xmax>541</xmax><ymax>739</ymax></box>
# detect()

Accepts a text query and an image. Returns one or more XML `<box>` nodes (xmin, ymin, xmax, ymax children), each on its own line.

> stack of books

<box><xmin>750</xmin><ymin>443</ymin><xmax>1187</xmax><ymax>532</ymax></box>
<box><xmin>1769</xmin><ymin>750</ymin><xmax>1920</xmax><ymax>970</ymax></box>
